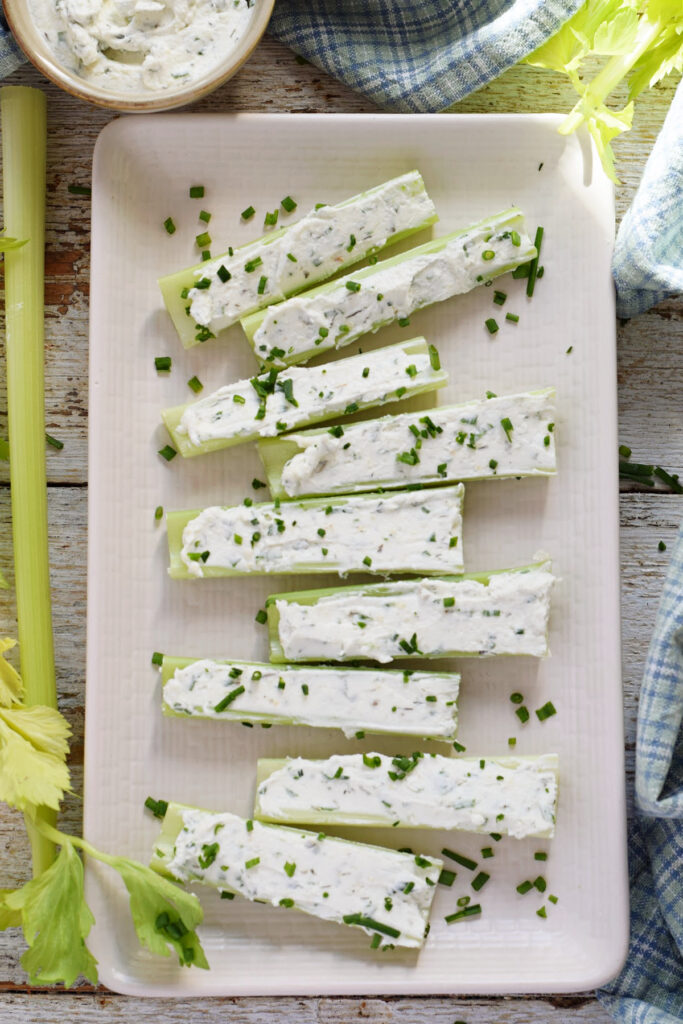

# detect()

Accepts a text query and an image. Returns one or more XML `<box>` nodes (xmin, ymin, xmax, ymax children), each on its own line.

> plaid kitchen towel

<box><xmin>0</xmin><ymin>2</ymin><xmax>22</xmax><ymax>78</ymax></box>
<box><xmin>598</xmin><ymin>521</ymin><xmax>683</xmax><ymax>1024</ymax></box>
<box><xmin>612</xmin><ymin>80</ymin><xmax>683</xmax><ymax>320</ymax></box>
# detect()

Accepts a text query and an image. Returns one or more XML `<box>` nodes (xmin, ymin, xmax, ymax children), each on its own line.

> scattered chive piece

<box><xmin>217</xmin><ymin>264</ymin><xmax>231</xmax><ymax>283</ymax></box>
<box><xmin>189</xmin><ymin>185</ymin><xmax>204</xmax><ymax>199</ymax></box>
<box><xmin>158</xmin><ymin>445</ymin><xmax>177</xmax><ymax>462</ymax></box>
<box><xmin>485</xmin><ymin>318</ymin><xmax>499</xmax><ymax>334</ymax></box>
<box><xmin>195</xmin><ymin>230</ymin><xmax>211</xmax><ymax>247</ymax></box>
<box><xmin>508</xmin><ymin>737</ymin><xmax>517</xmax><ymax>747</ymax></box>
<box><xmin>286</xmin><ymin>252</ymin><xmax>297</xmax><ymax>262</ymax></box>
<box><xmin>438</xmin><ymin>869</ymin><xmax>456</xmax><ymax>887</ymax></box>
<box><xmin>155</xmin><ymin>356</ymin><xmax>172</xmax><ymax>372</ymax></box>
<box><xmin>489</xmin><ymin>458</ymin><xmax>498</xmax><ymax>471</ymax></box>
<box><xmin>154</xmin><ymin>505</ymin><xmax>163</xmax><ymax>521</ymax></box>
<box><xmin>471</xmin><ymin>872</ymin><xmax>490</xmax><ymax>891</ymax></box>
<box><xmin>482</xmin><ymin>250</ymin><xmax>495</xmax><ymax>261</ymax></box>
<box><xmin>501</xmin><ymin>416</ymin><xmax>514</xmax><ymax>441</ymax></box>
<box><xmin>516</xmin><ymin>705</ymin><xmax>530</xmax><ymax>724</ymax></box>
<box><xmin>370</xmin><ymin>934</ymin><xmax>381</xmax><ymax>949</ymax></box>
<box><xmin>481</xmin><ymin>847</ymin><xmax>494</xmax><ymax>859</ymax></box>
<box><xmin>398</xmin><ymin>317</ymin><xmax>411</xmax><ymax>327</ymax></box>
<box><xmin>245</xmin><ymin>256</ymin><xmax>262</xmax><ymax>273</ymax></box>
<box><xmin>443</xmin><ymin>597</ymin><xmax>455</xmax><ymax>608</ymax></box>
<box><xmin>163</xmin><ymin>217</ymin><xmax>176</xmax><ymax>235</ymax></box>
<box><xmin>342</xmin><ymin>914</ymin><xmax>400</xmax><ymax>938</ymax></box>
<box><xmin>653</xmin><ymin>466</ymin><xmax>683</xmax><ymax>493</ymax></box>
<box><xmin>201</xmin><ymin>251</ymin><xmax>211</xmax><ymax>261</ymax></box>
<box><xmin>213</xmin><ymin>685</ymin><xmax>245</xmax><ymax>712</ymax></box>
<box><xmin>45</xmin><ymin>433</ymin><xmax>64</xmax><ymax>450</ymax></box>
<box><xmin>257</xmin><ymin>275</ymin><xmax>268</xmax><ymax>295</ymax></box>
<box><xmin>537</xmin><ymin>906</ymin><xmax>547</xmax><ymax>919</ymax></box>
<box><xmin>493</xmin><ymin>290</ymin><xmax>507</xmax><ymax>306</ymax></box>
<box><xmin>345</xmin><ymin>280</ymin><xmax>361</xmax><ymax>292</ymax></box>
<box><xmin>441</xmin><ymin>848</ymin><xmax>477</xmax><ymax>871</ymax></box>
<box><xmin>534</xmin><ymin>876</ymin><xmax>547</xmax><ymax>894</ymax></box>
<box><xmin>453</xmin><ymin>741</ymin><xmax>466</xmax><ymax>753</ymax></box>
<box><xmin>284</xmin><ymin>861</ymin><xmax>296</xmax><ymax>877</ymax></box>
<box><xmin>187</xmin><ymin>375</ymin><xmax>203</xmax><ymax>394</ymax></box>
<box><xmin>362</xmin><ymin>367</ymin><xmax>370</xmax><ymax>378</ymax></box>
<box><xmin>355</xmin><ymin>730</ymin><xmax>365</xmax><ymax>739</ymax></box>
<box><xmin>428</xmin><ymin>344</ymin><xmax>440</xmax><ymax>370</ymax></box>
<box><xmin>241</xmin><ymin>205</ymin><xmax>255</xmax><ymax>220</ymax></box>
<box><xmin>534</xmin><ymin>851</ymin><xmax>548</xmax><ymax>861</ymax></box>
<box><xmin>151</xmin><ymin>651</ymin><xmax>163</xmax><ymax>666</ymax></box>
<box><xmin>516</xmin><ymin>880</ymin><xmax>533</xmax><ymax>895</ymax></box>
<box><xmin>659</xmin><ymin>540</ymin><xmax>667</xmax><ymax>551</ymax></box>
<box><xmin>144</xmin><ymin>796</ymin><xmax>168</xmax><ymax>819</ymax></box>
<box><xmin>252</xmin><ymin>478</ymin><xmax>266</xmax><ymax>490</ymax></box>
<box><xmin>444</xmin><ymin>904</ymin><xmax>481</xmax><ymax>924</ymax></box>
<box><xmin>490</xmin><ymin>832</ymin><xmax>502</xmax><ymax>842</ymax></box>
<box><xmin>566</xmin><ymin>345</ymin><xmax>573</xmax><ymax>354</ymax></box>
<box><xmin>255</xmin><ymin>609</ymin><xmax>267</xmax><ymax>624</ymax></box>
<box><xmin>68</xmin><ymin>183</ymin><xmax>91</xmax><ymax>196</ymax></box>
<box><xmin>512</xmin><ymin>262</ymin><xmax>531</xmax><ymax>278</ymax></box>
<box><xmin>279</xmin><ymin>897</ymin><xmax>294</xmax><ymax>908</ymax></box>
<box><xmin>199</xmin><ymin>210</ymin><xmax>211</xmax><ymax>223</ymax></box>
<box><xmin>526</xmin><ymin>226</ymin><xmax>544</xmax><ymax>297</ymax></box>
<box><xmin>619</xmin><ymin>444</ymin><xmax>632</xmax><ymax>458</ymax></box>
<box><xmin>510</xmin><ymin>692</ymin><xmax>524</xmax><ymax>704</ymax></box>
<box><xmin>505</xmin><ymin>312</ymin><xmax>520</xmax><ymax>323</ymax></box>
<box><xmin>245</xmin><ymin>857</ymin><xmax>260</xmax><ymax>870</ymax></box>
<box><xmin>535</xmin><ymin>701</ymin><xmax>557</xmax><ymax>722</ymax></box>
<box><xmin>281</xmin><ymin>196</ymin><xmax>297</xmax><ymax>213</ymax></box>
<box><xmin>549</xmin><ymin>894</ymin><xmax>559</xmax><ymax>904</ymax></box>
<box><xmin>264</xmin><ymin>210</ymin><xmax>279</xmax><ymax>227</ymax></box>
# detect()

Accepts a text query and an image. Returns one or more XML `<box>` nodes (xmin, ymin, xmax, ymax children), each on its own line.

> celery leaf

<box><xmin>0</xmin><ymin>638</ymin><xmax>24</xmax><ymax>706</ymax></box>
<box><xmin>0</xmin><ymin>889</ymin><xmax>23</xmax><ymax>928</ymax></box>
<box><xmin>4</xmin><ymin>841</ymin><xmax>99</xmax><ymax>986</ymax></box>
<box><xmin>107</xmin><ymin>855</ymin><xmax>209</xmax><ymax>969</ymax></box>
<box><xmin>0</xmin><ymin>705</ymin><xmax>71</xmax><ymax>812</ymax></box>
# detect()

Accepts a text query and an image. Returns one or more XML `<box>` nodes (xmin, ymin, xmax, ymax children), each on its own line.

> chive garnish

<box><xmin>281</xmin><ymin>195</ymin><xmax>297</xmax><ymax>213</ymax></box>
<box><xmin>194</xmin><ymin>277</ymin><xmax>211</xmax><ymax>289</ymax></box>
<box><xmin>537</xmin><ymin>906</ymin><xmax>548</xmax><ymax>918</ymax></box>
<box><xmin>241</xmin><ymin>205</ymin><xmax>255</xmax><ymax>220</ymax></box>
<box><xmin>493</xmin><ymin>290</ymin><xmax>507</xmax><ymax>305</ymax></box>
<box><xmin>257</xmin><ymin>275</ymin><xmax>268</xmax><ymax>295</ymax></box>
<box><xmin>151</xmin><ymin>651</ymin><xmax>163</xmax><ymax>666</ymax></box>
<box><xmin>485</xmin><ymin>318</ymin><xmax>499</xmax><ymax>334</ymax></box>
<box><xmin>45</xmin><ymin>433</ymin><xmax>64</xmax><ymax>450</ymax></box>
<box><xmin>68</xmin><ymin>183</ymin><xmax>92</xmax><ymax>196</ymax></box>
<box><xmin>195</xmin><ymin>231</ymin><xmax>211</xmax><ymax>248</ymax></box>
<box><xmin>453</xmin><ymin>741</ymin><xmax>466</xmax><ymax>753</ymax></box>
<box><xmin>217</xmin><ymin>264</ymin><xmax>231</xmax><ymax>283</ymax></box>
<box><xmin>501</xmin><ymin>416</ymin><xmax>514</xmax><ymax>441</ymax></box>
<box><xmin>549</xmin><ymin>894</ymin><xmax>559</xmax><ymax>904</ymax></box>
<box><xmin>505</xmin><ymin>312</ymin><xmax>520</xmax><ymax>323</ymax></box>
<box><xmin>328</xmin><ymin>425</ymin><xmax>344</xmax><ymax>438</ymax></box>
<box><xmin>534</xmin><ymin>851</ymin><xmax>548</xmax><ymax>861</ymax></box>
<box><xmin>363</xmin><ymin>753</ymin><xmax>381</xmax><ymax>768</ymax></box>
<box><xmin>342</xmin><ymin>914</ymin><xmax>400</xmax><ymax>939</ymax></box>
<box><xmin>158</xmin><ymin>445</ymin><xmax>177</xmax><ymax>462</ymax></box>
<box><xmin>659</xmin><ymin>540</ymin><xmax>667</xmax><ymax>551</ymax></box>
<box><xmin>370</xmin><ymin>934</ymin><xmax>381</xmax><ymax>949</ymax></box>
<box><xmin>144</xmin><ymin>796</ymin><xmax>168</xmax><ymax>819</ymax></box>
<box><xmin>481</xmin><ymin>847</ymin><xmax>493</xmax><ymax>859</ymax></box>
<box><xmin>255</xmin><ymin>609</ymin><xmax>267</xmax><ymax>624</ymax></box>
<box><xmin>512</xmin><ymin>262</ymin><xmax>531</xmax><ymax>278</ymax></box>
<box><xmin>279</xmin><ymin>898</ymin><xmax>294</xmax><ymax>908</ymax></box>
<box><xmin>345</xmin><ymin>280</ymin><xmax>361</xmax><ymax>292</ymax></box>
<box><xmin>245</xmin><ymin>256</ymin><xmax>263</xmax><ymax>273</ymax></box>
<box><xmin>301</xmin><ymin>683</ymin><xmax>309</xmax><ymax>695</ymax></box>
<box><xmin>155</xmin><ymin>356</ymin><xmax>172</xmax><ymax>372</ymax></box>
<box><xmin>516</xmin><ymin>880</ymin><xmax>533</xmax><ymax>895</ymax></box>
<box><xmin>213</xmin><ymin>685</ymin><xmax>245</xmax><ymax>712</ymax></box>
<box><xmin>535</xmin><ymin>701</ymin><xmax>557</xmax><ymax>722</ymax></box>
<box><xmin>346</xmin><ymin>234</ymin><xmax>356</xmax><ymax>252</ymax></box>
<box><xmin>441</xmin><ymin>849</ymin><xmax>477</xmax><ymax>871</ymax></box>
<box><xmin>284</xmin><ymin>861</ymin><xmax>296</xmax><ymax>877</ymax></box>
<box><xmin>163</xmin><ymin>217</ymin><xmax>176</xmax><ymax>235</ymax></box>
<box><xmin>189</xmin><ymin>185</ymin><xmax>204</xmax><ymax>199</ymax></box>
<box><xmin>345</xmin><ymin>401</ymin><xmax>359</xmax><ymax>414</ymax></box>
<box><xmin>245</xmin><ymin>857</ymin><xmax>260</xmax><ymax>869</ymax></box>
<box><xmin>510</xmin><ymin>692</ymin><xmax>524</xmax><ymax>704</ymax></box>
<box><xmin>264</xmin><ymin>210</ymin><xmax>279</xmax><ymax>227</ymax></box>
<box><xmin>398</xmin><ymin>317</ymin><xmax>411</xmax><ymax>327</ymax></box>
<box><xmin>444</xmin><ymin>904</ymin><xmax>481</xmax><ymax>924</ymax></box>
<box><xmin>438</xmin><ymin>869</ymin><xmax>456</xmax><ymax>887</ymax></box>
<box><xmin>154</xmin><ymin>506</ymin><xmax>163</xmax><ymax>521</ymax></box>
<box><xmin>362</xmin><ymin>367</ymin><xmax>370</xmax><ymax>378</ymax></box>
<box><xmin>198</xmin><ymin>842</ymin><xmax>219</xmax><ymax>868</ymax></box>
<box><xmin>534</xmin><ymin>876</ymin><xmax>547</xmax><ymax>893</ymax></box>
<box><xmin>443</xmin><ymin>597</ymin><xmax>455</xmax><ymax>608</ymax></box>
<box><xmin>471</xmin><ymin>871</ymin><xmax>490</xmax><ymax>891</ymax></box>
<box><xmin>526</xmin><ymin>226</ymin><xmax>544</xmax><ymax>297</ymax></box>
<box><xmin>187</xmin><ymin>375</ymin><xmax>203</xmax><ymax>394</ymax></box>
<box><xmin>516</xmin><ymin>705</ymin><xmax>530</xmax><ymax>723</ymax></box>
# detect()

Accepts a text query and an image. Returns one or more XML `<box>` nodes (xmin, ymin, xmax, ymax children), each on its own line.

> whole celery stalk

<box><xmin>1</xmin><ymin>86</ymin><xmax>56</xmax><ymax>875</ymax></box>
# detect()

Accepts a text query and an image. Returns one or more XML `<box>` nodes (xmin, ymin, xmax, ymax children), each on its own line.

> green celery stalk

<box><xmin>241</xmin><ymin>208</ymin><xmax>536</xmax><ymax>369</ymax></box>
<box><xmin>162</xmin><ymin>336</ymin><xmax>448</xmax><ymax>458</ymax></box>
<box><xmin>159</xmin><ymin>171</ymin><xmax>438</xmax><ymax>348</ymax></box>
<box><xmin>1</xmin><ymin>86</ymin><xmax>57</xmax><ymax>875</ymax></box>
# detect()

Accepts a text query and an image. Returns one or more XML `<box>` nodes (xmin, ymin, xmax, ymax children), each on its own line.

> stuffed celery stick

<box><xmin>151</xmin><ymin>802</ymin><xmax>441</xmax><ymax>948</ymax></box>
<box><xmin>161</xmin><ymin>656</ymin><xmax>460</xmax><ymax>741</ymax></box>
<box><xmin>159</xmin><ymin>171</ymin><xmax>438</xmax><ymax>348</ymax></box>
<box><xmin>258</xmin><ymin>388</ymin><xmax>556</xmax><ymax>499</ymax></box>
<box><xmin>241</xmin><ymin>208</ymin><xmax>536</xmax><ymax>369</ymax></box>
<box><xmin>168</xmin><ymin>484</ymin><xmax>464</xmax><ymax>579</ymax></box>
<box><xmin>162</xmin><ymin>336</ymin><xmax>447</xmax><ymax>458</ymax></box>
<box><xmin>266</xmin><ymin>561</ymin><xmax>554</xmax><ymax>663</ymax></box>
<box><xmin>254</xmin><ymin>753</ymin><xmax>559</xmax><ymax>839</ymax></box>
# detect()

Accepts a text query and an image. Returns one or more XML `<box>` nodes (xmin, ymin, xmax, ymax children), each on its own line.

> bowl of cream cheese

<box><xmin>4</xmin><ymin>0</ymin><xmax>274</xmax><ymax>110</ymax></box>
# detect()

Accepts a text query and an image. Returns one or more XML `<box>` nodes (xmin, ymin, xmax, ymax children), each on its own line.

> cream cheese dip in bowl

<box><xmin>4</xmin><ymin>0</ymin><xmax>274</xmax><ymax>110</ymax></box>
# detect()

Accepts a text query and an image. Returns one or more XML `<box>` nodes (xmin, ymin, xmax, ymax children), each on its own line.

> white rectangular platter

<box><xmin>85</xmin><ymin>113</ymin><xmax>628</xmax><ymax>996</ymax></box>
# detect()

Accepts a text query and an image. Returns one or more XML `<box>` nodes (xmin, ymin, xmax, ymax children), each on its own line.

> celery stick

<box><xmin>241</xmin><ymin>209</ymin><xmax>536</xmax><ymax>369</ymax></box>
<box><xmin>161</xmin><ymin>656</ymin><xmax>459</xmax><ymax>741</ymax></box>
<box><xmin>266</xmin><ymin>562</ymin><xmax>554</xmax><ymax>663</ymax></box>
<box><xmin>258</xmin><ymin>388</ymin><xmax>556</xmax><ymax>499</ymax></box>
<box><xmin>254</xmin><ymin>753</ymin><xmax>559</xmax><ymax>839</ymax></box>
<box><xmin>168</xmin><ymin>484</ymin><xmax>464</xmax><ymax>578</ymax></box>
<box><xmin>162</xmin><ymin>336</ymin><xmax>448</xmax><ymax>458</ymax></box>
<box><xmin>1</xmin><ymin>86</ymin><xmax>57</xmax><ymax>875</ymax></box>
<box><xmin>159</xmin><ymin>171</ymin><xmax>438</xmax><ymax>348</ymax></box>
<box><xmin>151</xmin><ymin>802</ymin><xmax>441</xmax><ymax>948</ymax></box>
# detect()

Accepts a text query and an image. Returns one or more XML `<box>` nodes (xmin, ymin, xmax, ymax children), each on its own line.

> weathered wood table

<box><xmin>0</xmin><ymin>37</ymin><xmax>681</xmax><ymax>1023</ymax></box>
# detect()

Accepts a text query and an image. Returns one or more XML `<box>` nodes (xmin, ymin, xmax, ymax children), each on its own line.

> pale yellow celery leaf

<box><xmin>0</xmin><ymin>703</ymin><xmax>71</xmax><ymax>758</ymax></box>
<box><xmin>0</xmin><ymin>235</ymin><xmax>27</xmax><ymax>252</ymax></box>
<box><xmin>629</xmin><ymin>31</ymin><xmax>683</xmax><ymax>100</ymax></box>
<box><xmin>0</xmin><ymin>638</ymin><xmax>24</xmax><ymax>706</ymax></box>
<box><xmin>109</xmin><ymin>856</ymin><xmax>209</xmax><ymax>969</ymax></box>
<box><xmin>587</xmin><ymin>101</ymin><xmax>635</xmax><ymax>183</ymax></box>
<box><xmin>0</xmin><ymin>711</ymin><xmax>71</xmax><ymax>812</ymax></box>
<box><xmin>592</xmin><ymin>6</ymin><xmax>640</xmax><ymax>53</ymax></box>
<box><xmin>523</xmin><ymin>0</ymin><xmax>625</xmax><ymax>71</ymax></box>
<box><xmin>4</xmin><ymin>840</ymin><xmax>98</xmax><ymax>986</ymax></box>
<box><xmin>0</xmin><ymin>890</ymin><xmax>23</xmax><ymax>929</ymax></box>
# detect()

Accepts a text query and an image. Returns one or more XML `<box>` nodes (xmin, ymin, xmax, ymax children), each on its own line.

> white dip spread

<box><xmin>29</xmin><ymin>0</ymin><xmax>258</xmax><ymax>93</ymax></box>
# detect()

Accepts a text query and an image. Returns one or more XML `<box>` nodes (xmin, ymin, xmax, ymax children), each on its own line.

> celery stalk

<box><xmin>1</xmin><ymin>86</ymin><xmax>57</xmax><ymax>875</ymax></box>
<box><xmin>241</xmin><ymin>209</ymin><xmax>536</xmax><ymax>369</ymax></box>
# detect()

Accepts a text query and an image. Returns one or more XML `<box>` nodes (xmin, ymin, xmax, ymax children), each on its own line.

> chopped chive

<box><xmin>189</xmin><ymin>185</ymin><xmax>204</xmax><ymax>199</ymax></box>
<box><xmin>199</xmin><ymin>210</ymin><xmax>211</xmax><ymax>224</ymax></box>
<box><xmin>144</xmin><ymin>796</ymin><xmax>168</xmax><ymax>819</ymax></box>
<box><xmin>516</xmin><ymin>705</ymin><xmax>530</xmax><ymax>723</ymax></box>
<box><xmin>154</xmin><ymin>505</ymin><xmax>163</xmax><ymax>521</ymax></box>
<box><xmin>534</xmin><ymin>851</ymin><xmax>548</xmax><ymax>861</ymax></box>
<box><xmin>187</xmin><ymin>375</ymin><xmax>203</xmax><ymax>394</ymax></box>
<box><xmin>245</xmin><ymin>857</ymin><xmax>260</xmax><ymax>870</ymax></box>
<box><xmin>252</xmin><ymin>478</ymin><xmax>266</xmax><ymax>490</ymax></box>
<box><xmin>443</xmin><ymin>596</ymin><xmax>455</xmax><ymax>608</ymax></box>
<box><xmin>405</xmin><ymin>364</ymin><xmax>418</xmax><ymax>378</ymax></box>
<box><xmin>45</xmin><ymin>433</ymin><xmax>64</xmax><ymax>450</ymax></box>
<box><xmin>328</xmin><ymin>425</ymin><xmax>344</xmax><ymax>438</ymax></box>
<box><xmin>493</xmin><ymin>290</ymin><xmax>507</xmax><ymax>305</ymax></box>
<box><xmin>195</xmin><ymin>231</ymin><xmax>211</xmax><ymax>248</ymax></box>
<box><xmin>511</xmin><ymin>230</ymin><xmax>521</xmax><ymax>246</ymax></box>
<box><xmin>217</xmin><ymin>264</ymin><xmax>231</xmax><ymax>283</ymax></box>
<box><xmin>526</xmin><ymin>226</ymin><xmax>544</xmax><ymax>297</ymax></box>
<box><xmin>398</xmin><ymin>317</ymin><xmax>411</xmax><ymax>327</ymax></box>
<box><xmin>537</xmin><ymin>906</ymin><xmax>548</xmax><ymax>918</ymax></box>
<box><xmin>281</xmin><ymin>195</ymin><xmax>297</xmax><ymax>213</ymax></box>
<box><xmin>346</xmin><ymin>234</ymin><xmax>356</xmax><ymax>252</ymax></box>
<box><xmin>501</xmin><ymin>416</ymin><xmax>514</xmax><ymax>441</ymax></box>
<box><xmin>279</xmin><ymin>897</ymin><xmax>294</xmax><ymax>908</ymax></box>
<box><xmin>508</xmin><ymin>737</ymin><xmax>517</xmax><ymax>747</ymax></box>
<box><xmin>241</xmin><ymin>205</ymin><xmax>255</xmax><ymax>220</ymax></box>
<box><xmin>363</xmin><ymin>753</ymin><xmax>381</xmax><ymax>769</ymax></box>
<box><xmin>659</xmin><ymin>540</ymin><xmax>667</xmax><ymax>551</ymax></box>
<box><xmin>471</xmin><ymin>872</ymin><xmax>490</xmax><ymax>891</ymax></box>
<box><xmin>489</xmin><ymin>458</ymin><xmax>498</xmax><ymax>471</ymax></box>
<box><xmin>654</xmin><ymin>466</ymin><xmax>683</xmax><ymax>493</ymax></box>
<box><xmin>535</xmin><ymin>701</ymin><xmax>557</xmax><ymax>722</ymax></box>
<box><xmin>482</xmin><ymin>250</ymin><xmax>495</xmax><ymax>261</ymax></box>
<box><xmin>510</xmin><ymin>692</ymin><xmax>524</xmax><ymax>704</ymax></box>
<box><xmin>516</xmin><ymin>880</ymin><xmax>533</xmax><ymax>895</ymax></box>
<box><xmin>438</xmin><ymin>869</ymin><xmax>456</xmax><ymax>887</ymax></box>
<box><xmin>485</xmin><ymin>318</ymin><xmax>499</xmax><ymax>334</ymax></box>
<box><xmin>151</xmin><ymin>651</ymin><xmax>163</xmax><ymax>666</ymax></box>
<box><xmin>453</xmin><ymin>741</ymin><xmax>466</xmax><ymax>753</ymax></box>
<box><xmin>345</xmin><ymin>280</ymin><xmax>361</xmax><ymax>292</ymax></box>
<box><xmin>506</xmin><ymin>312</ymin><xmax>520</xmax><ymax>323</ymax></box>
<box><xmin>342</xmin><ymin>914</ymin><xmax>400</xmax><ymax>939</ymax></box>
<box><xmin>481</xmin><ymin>847</ymin><xmax>494</xmax><ymax>859</ymax></box>
<box><xmin>344</xmin><ymin>401</ymin><xmax>359</xmax><ymax>414</ymax></box>
<box><xmin>264</xmin><ymin>210</ymin><xmax>279</xmax><ymax>227</ymax></box>
<box><xmin>213</xmin><ymin>685</ymin><xmax>245</xmax><ymax>712</ymax></box>
<box><xmin>245</xmin><ymin>256</ymin><xmax>263</xmax><ymax>273</ymax></box>
<box><xmin>438</xmin><ymin>462</ymin><xmax>448</xmax><ymax>477</ymax></box>
<box><xmin>284</xmin><ymin>861</ymin><xmax>296</xmax><ymax>877</ymax></box>
<box><xmin>257</xmin><ymin>275</ymin><xmax>268</xmax><ymax>295</ymax></box>
<box><xmin>489</xmin><ymin>832</ymin><xmax>502</xmax><ymax>842</ymax></box>
<box><xmin>566</xmin><ymin>345</ymin><xmax>574</xmax><ymax>354</ymax></box>
<box><xmin>362</xmin><ymin>367</ymin><xmax>370</xmax><ymax>378</ymax></box>
<box><xmin>444</xmin><ymin>904</ymin><xmax>481</xmax><ymax>924</ymax></box>
<box><xmin>512</xmin><ymin>262</ymin><xmax>531</xmax><ymax>278</ymax></box>
<box><xmin>68</xmin><ymin>183</ymin><xmax>92</xmax><ymax>196</ymax></box>
<box><xmin>549</xmin><ymin>894</ymin><xmax>559</xmax><ymax>904</ymax></box>
<box><xmin>286</xmin><ymin>252</ymin><xmax>297</xmax><ymax>263</ymax></box>
<box><xmin>441</xmin><ymin>848</ymin><xmax>477</xmax><ymax>871</ymax></box>
<box><xmin>155</xmin><ymin>356</ymin><xmax>172</xmax><ymax>372</ymax></box>
<box><xmin>163</xmin><ymin>217</ymin><xmax>176</xmax><ymax>235</ymax></box>
<box><xmin>194</xmin><ymin>277</ymin><xmax>211</xmax><ymax>289</ymax></box>
<box><xmin>158</xmin><ymin>445</ymin><xmax>177</xmax><ymax>462</ymax></box>
<box><xmin>255</xmin><ymin>609</ymin><xmax>267</xmax><ymax>624</ymax></box>
<box><xmin>370</xmin><ymin>934</ymin><xmax>381</xmax><ymax>949</ymax></box>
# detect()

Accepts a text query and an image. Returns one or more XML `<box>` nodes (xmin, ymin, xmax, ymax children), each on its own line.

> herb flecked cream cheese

<box><xmin>161</xmin><ymin>336</ymin><xmax>447</xmax><ymax>456</ymax></box>
<box><xmin>254</xmin><ymin>753</ymin><xmax>559</xmax><ymax>839</ymax></box>
<box><xmin>268</xmin><ymin>562</ymin><xmax>555</xmax><ymax>663</ymax></box>
<box><xmin>28</xmin><ymin>0</ymin><xmax>258</xmax><ymax>94</ymax></box>
<box><xmin>258</xmin><ymin>388</ymin><xmax>556</xmax><ymax>498</ymax></box>
<box><xmin>151</xmin><ymin>803</ymin><xmax>441</xmax><ymax>948</ymax></box>
<box><xmin>169</xmin><ymin>484</ymin><xmax>465</xmax><ymax>578</ymax></box>
<box><xmin>161</xmin><ymin>656</ymin><xmax>460</xmax><ymax>740</ymax></box>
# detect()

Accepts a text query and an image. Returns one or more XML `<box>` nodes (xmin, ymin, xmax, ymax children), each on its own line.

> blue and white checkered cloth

<box><xmin>1</xmin><ymin>2</ymin><xmax>682</xmax><ymax>1016</ymax></box>
<box><xmin>598</xmin><ymin>523</ymin><xmax>683</xmax><ymax>1023</ymax></box>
